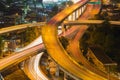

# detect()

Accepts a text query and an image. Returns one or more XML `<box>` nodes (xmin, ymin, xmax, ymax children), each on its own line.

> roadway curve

<box><xmin>0</xmin><ymin>0</ymin><xmax>118</xmax><ymax>79</ymax></box>
<box><xmin>67</xmin><ymin>0</ymin><xmax>119</xmax><ymax>80</ymax></box>
<box><xmin>41</xmin><ymin>0</ymin><xmax>109</xmax><ymax>79</ymax></box>
<box><xmin>0</xmin><ymin>19</ymin><xmax>80</xmax><ymax>79</ymax></box>
<box><xmin>0</xmin><ymin>23</ymin><xmax>45</xmax><ymax>71</ymax></box>
<box><xmin>0</xmin><ymin>42</ymin><xmax>44</xmax><ymax>71</ymax></box>
<box><xmin>23</xmin><ymin>52</ymin><xmax>48</xmax><ymax>80</ymax></box>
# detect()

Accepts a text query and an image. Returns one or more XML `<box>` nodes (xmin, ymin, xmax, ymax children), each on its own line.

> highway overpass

<box><xmin>63</xmin><ymin>20</ymin><xmax>120</xmax><ymax>26</ymax></box>
<box><xmin>0</xmin><ymin>22</ymin><xmax>46</xmax><ymax>34</ymax></box>
<box><xmin>0</xmin><ymin>0</ymin><xmax>119</xmax><ymax>80</ymax></box>
<box><xmin>41</xmin><ymin>0</ymin><xmax>119</xmax><ymax>79</ymax></box>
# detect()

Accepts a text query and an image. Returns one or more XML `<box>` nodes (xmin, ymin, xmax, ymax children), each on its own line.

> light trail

<box><xmin>34</xmin><ymin>52</ymin><xmax>48</xmax><ymax>80</ymax></box>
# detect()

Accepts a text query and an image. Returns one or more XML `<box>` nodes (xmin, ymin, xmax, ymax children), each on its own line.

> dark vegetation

<box><xmin>59</xmin><ymin>36</ymin><xmax>69</xmax><ymax>49</ymax></box>
<box><xmin>23</xmin><ymin>26</ymin><xmax>41</xmax><ymax>45</ymax></box>
<box><xmin>0</xmin><ymin>26</ymin><xmax>41</xmax><ymax>58</ymax></box>
<box><xmin>80</xmin><ymin>7</ymin><xmax>120</xmax><ymax>71</ymax></box>
<box><xmin>1</xmin><ymin>65</ymin><xmax>30</xmax><ymax>80</ymax></box>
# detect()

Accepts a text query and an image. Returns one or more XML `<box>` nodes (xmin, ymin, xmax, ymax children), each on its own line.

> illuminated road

<box><xmin>63</xmin><ymin>20</ymin><xmax>120</xmax><ymax>25</ymax></box>
<box><xmin>23</xmin><ymin>52</ymin><xmax>48</xmax><ymax>80</ymax></box>
<box><xmin>41</xmin><ymin>0</ymin><xmax>111</xmax><ymax>79</ymax></box>
<box><xmin>0</xmin><ymin>0</ymin><xmax>119</xmax><ymax>79</ymax></box>
<box><xmin>0</xmin><ymin>43</ymin><xmax>44</xmax><ymax>70</ymax></box>
<box><xmin>0</xmin><ymin>13</ymin><xmax>80</xmax><ymax>80</ymax></box>
<box><xmin>0</xmin><ymin>22</ymin><xmax>45</xmax><ymax>71</ymax></box>
<box><xmin>67</xmin><ymin>0</ymin><xmax>119</xmax><ymax>80</ymax></box>
<box><xmin>0</xmin><ymin>22</ymin><xmax>45</xmax><ymax>34</ymax></box>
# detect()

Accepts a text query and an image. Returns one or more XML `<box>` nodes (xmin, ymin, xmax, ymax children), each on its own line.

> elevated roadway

<box><xmin>0</xmin><ymin>22</ymin><xmax>46</xmax><ymax>71</ymax></box>
<box><xmin>23</xmin><ymin>52</ymin><xmax>48</xmax><ymax>80</ymax></box>
<box><xmin>41</xmin><ymin>0</ymin><xmax>119</xmax><ymax>80</ymax></box>
<box><xmin>0</xmin><ymin>2</ymin><xmax>85</xmax><ymax>78</ymax></box>
<box><xmin>63</xmin><ymin>20</ymin><xmax>120</xmax><ymax>25</ymax></box>
<box><xmin>0</xmin><ymin>42</ymin><xmax>44</xmax><ymax>71</ymax></box>
<box><xmin>66</xmin><ymin>1</ymin><xmax>119</xmax><ymax>80</ymax></box>
<box><xmin>41</xmin><ymin>0</ymin><xmax>110</xmax><ymax>79</ymax></box>
<box><xmin>0</xmin><ymin>22</ymin><xmax>45</xmax><ymax>34</ymax></box>
<box><xmin>0</xmin><ymin>0</ymin><xmax>119</xmax><ymax>80</ymax></box>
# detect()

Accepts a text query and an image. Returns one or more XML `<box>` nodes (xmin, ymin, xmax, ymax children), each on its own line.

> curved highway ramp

<box><xmin>41</xmin><ymin>0</ymin><xmax>112</xmax><ymax>80</ymax></box>
<box><xmin>41</xmin><ymin>0</ymin><xmax>119</xmax><ymax>80</ymax></box>
<box><xmin>0</xmin><ymin>0</ymin><xmax>119</xmax><ymax>80</ymax></box>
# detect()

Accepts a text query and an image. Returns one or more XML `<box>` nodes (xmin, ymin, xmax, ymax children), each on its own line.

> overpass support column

<box><xmin>72</xmin><ymin>12</ymin><xmax>75</xmax><ymax>21</ymax></box>
<box><xmin>55</xmin><ymin>65</ymin><xmax>59</xmax><ymax>77</ymax></box>
<box><xmin>84</xmin><ymin>5</ymin><xmax>87</xmax><ymax>10</ymax></box>
<box><xmin>75</xmin><ymin>11</ymin><xmax>77</xmax><ymax>20</ymax></box>
<box><xmin>71</xmin><ymin>13</ymin><xmax>74</xmax><ymax>21</ymax></box>
<box><xmin>83</xmin><ymin>5</ymin><xmax>86</xmax><ymax>12</ymax></box>
<box><xmin>61</xmin><ymin>23</ymin><xmax>67</xmax><ymax>36</ymax></box>
<box><xmin>81</xmin><ymin>6</ymin><xmax>84</xmax><ymax>13</ymax></box>
<box><xmin>68</xmin><ymin>15</ymin><xmax>72</xmax><ymax>21</ymax></box>
<box><xmin>62</xmin><ymin>23</ymin><xmax>66</xmax><ymax>31</ymax></box>
<box><xmin>64</xmin><ymin>73</ymin><xmax>67</xmax><ymax>80</ymax></box>
<box><xmin>76</xmin><ymin>10</ymin><xmax>79</xmax><ymax>19</ymax></box>
<box><xmin>0</xmin><ymin>73</ymin><xmax>4</xmax><ymax>80</ymax></box>
<box><xmin>79</xmin><ymin>8</ymin><xmax>82</xmax><ymax>16</ymax></box>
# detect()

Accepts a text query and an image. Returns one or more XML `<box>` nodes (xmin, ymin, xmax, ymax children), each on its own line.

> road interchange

<box><xmin>0</xmin><ymin>0</ymin><xmax>119</xmax><ymax>80</ymax></box>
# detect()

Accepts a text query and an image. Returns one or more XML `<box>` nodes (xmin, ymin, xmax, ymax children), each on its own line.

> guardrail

<box><xmin>0</xmin><ymin>22</ymin><xmax>46</xmax><ymax>34</ymax></box>
<box><xmin>41</xmin><ymin>0</ymin><xmax>119</xmax><ymax>79</ymax></box>
<box><xmin>0</xmin><ymin>0</ymin><xmax>88</xmax><ymax>71</ymax></box>
<box><xmin>63</xmin><ymin>20</ymin><xmax>120</xmax><ymax>25</ymax></box>
<box><xmin>0</xmin><ymin>0</ymin><xmax>118</xmax><ymax>79</ymax></box>
<box><xmin>41</xmin><ymin>0</ymin><xmax>107</xmax><ymax>80</ymax></box>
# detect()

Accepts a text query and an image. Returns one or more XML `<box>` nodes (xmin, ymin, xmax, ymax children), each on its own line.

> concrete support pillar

<box><xmin>84</xmin><ymin>5</ymin><xmax>86</xmax><ymax>10</ymax></box>
<box><xmin>81</xmin><ymin>7</ymin><xmax>84</xmax><ymax>13</ymax></box>
<box><xmin>75</xmin><ymin>11</ymin><xmax>77</xmax><ymax>20</ymax></box>
<box><xmin>78</xmin><ymin>8</ymin><xmax>80</xmax><ymax>17</ymax></box>
<box><xmin>83</xmin><ymin>5</ymin><xmax>86</xmax><ymax>11</ymax></box>
<box><xmin>71</xmin><ymin>13</ymin><xmax>74</xmax><ymax>21</ymax></box>
<box><xmin>80</xmin><ymin>8</ymin><xmax>82</xmax><ymax>15</ymax></box>
<box><xmin>72</xmin><ymin>12</ymin><xmax>75</xmax><ymax>21</ymax></box>
<box><xmin>68</xmin><ymin>15</ymin><xmax>72</xmax><ymax>21</ymax></box>
<box><xmin>61</xmin><ymin>23</ymin><xmax>66</xmax><ymax>36</ymax></box>
<box><xmin>76</xmin><ymin>10</ymin><xmax>79</xmax><ymax>19</ymax></box>
<box><xmin>64</xmin><ymin>73</ymin><xmax>67</xmax><ymax>80</ymax></box>
<box><xmin>55</xmin><ymin>66</ymin><xmax>59</xmax><ymax>77</ymax></box>
<box><xmin>0</xmin><ymin>73</ymin><xmax>4</xmax><ymax>80</ymax></box>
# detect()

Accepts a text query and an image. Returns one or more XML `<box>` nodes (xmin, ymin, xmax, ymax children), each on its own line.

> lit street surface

<box><xmin>41</xmin><ymin>0</ymin><xmax>109</xmax><ymax>79</ymax></box>
<box><xmin>63</xmin><ymin>20</ymin><xmax>120</xmax><ymax>25</ymax></box>
<box><xmin>0</xmin><ymin>0</ymin><xmax>120</xmax><ymax>80</ymax></box>
<box><xmin>0</xmin><ymin>22</ymin><xmax>46</xmax><ymax>34</ymax></box>
<box><xmin>66</xmin><ymin>0</ymin><xmax>112</xmax><ymax>79</ymax></box>
<box><xmin>0</xmin><ymin>43</ymin><xmax>44</xmax><ymax>70</ymax></box>
<box><xmin>23</xmin><ymin>52</ymin><xmax>49</xmax><ymax>80</ymax></box>
<box><xmin>42</xmin><ymin>0</ymin><xmax>119</xmax><ymax>80</ymax></box>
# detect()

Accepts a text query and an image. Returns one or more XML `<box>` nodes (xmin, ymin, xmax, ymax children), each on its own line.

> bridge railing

<box><xmin>0</xmin><ymin>0</ymin><xmax>89</xmax><ymax>71</ymax></box>
<box><xmin>48</xmin><ymin>0</ymin><xmax>89</xmax><ymax>25</ymax></box>
<box><xmin>0</xmin><ymin>22</ymin><xmax>46</xmax><ymax>34</ymax></box>
<box><xmin>66</xmin><ymin>4</ymin><xmax>87</xmax><ymax>21</ymax></box>
<box><xmin>42</xmin><ymin>0</ymin><xmax>106</xmax><ymax>80</ymax></box>
<box><xmin>42</xmin><ymin>0</ymin><xmax>119</xmax><ymax>79</ymax></box>
<box><xmin>0</xmin><ymin>0</ymin><xmax>92</xmax><ymax>79</ymax></box>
